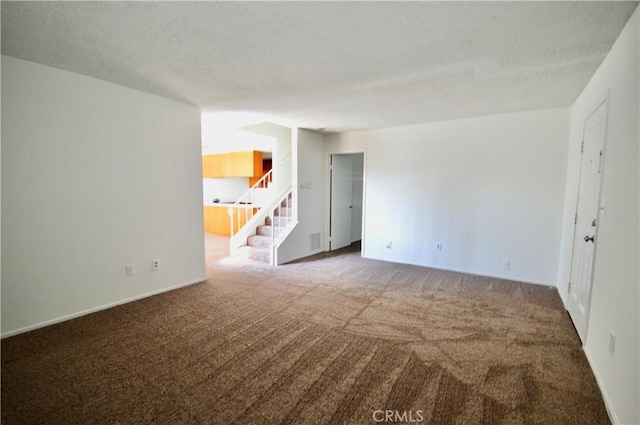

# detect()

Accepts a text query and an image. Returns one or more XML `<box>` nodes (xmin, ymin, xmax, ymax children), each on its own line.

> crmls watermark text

<box><xmin>372</xmin><ymin>410</ymin><xmax>424</xmax><ymax>423</ymax></box>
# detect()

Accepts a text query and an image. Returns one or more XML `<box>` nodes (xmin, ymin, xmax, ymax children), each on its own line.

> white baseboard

<box><xmin>279</xmin><ymin>248</ymin><xmax>325</xmax><ymax>265</ymax></box>
<box><xmin>584</xmin><ymin>348</ymin><xmax>619</xmax><ymax>424</ymax></box>
<box><xmin>1</xmin><ymin>277</ymin><xmax>206</xmax><ymax>339</ymax></box>
<box><xmin>363</xmin><ymin>254</ymin><xmax>555</xmax><ymax>288</ymax></box>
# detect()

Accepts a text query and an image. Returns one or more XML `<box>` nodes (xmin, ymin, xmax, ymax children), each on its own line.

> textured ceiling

<box><xmin>2</xmin><ymin>1</ymin><xmax>638</xmax><ymax>132</ymax></box>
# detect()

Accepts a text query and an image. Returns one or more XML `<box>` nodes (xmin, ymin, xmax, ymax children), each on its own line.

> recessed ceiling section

<box><xmin>2</xmin><ymin>1</ymin><xmax>637</xmax><ymax>132</ymax></box>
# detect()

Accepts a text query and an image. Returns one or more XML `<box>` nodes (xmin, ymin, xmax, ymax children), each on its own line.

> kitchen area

<box><xmin>202</xmin><ymin>149</ymin><xmax>273</xmax><ymax>236</ymax></box>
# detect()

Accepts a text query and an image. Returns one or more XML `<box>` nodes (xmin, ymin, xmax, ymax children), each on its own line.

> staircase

<box><xmin>236</xmin><ymin>193</ymin><xmax>293</xmax><ymax>263</ymax></box>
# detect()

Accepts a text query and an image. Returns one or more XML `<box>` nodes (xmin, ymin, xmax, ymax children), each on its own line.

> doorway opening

<box><xmin>329</xmin><ymin>153</ymin><xmax>365</xmax><ymax>254</ymax></box>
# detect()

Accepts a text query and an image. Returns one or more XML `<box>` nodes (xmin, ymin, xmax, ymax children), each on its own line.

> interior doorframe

<box><xmin>567</xmin><ymin>90</ymin><xmax>610</xmax><ymax>344</ymax></box>
<box><xmin>325</xmin><ymin>150</ymin><xmax>367</xmax><ymax>256</ymax></box>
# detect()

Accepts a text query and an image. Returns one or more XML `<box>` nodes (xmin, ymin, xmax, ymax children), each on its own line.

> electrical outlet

<box><xmin>125</xmin><ymin>265</ymin><xmax>135</xmax><ymax>276</ymax></box>
<box><xmin>609</xmin><ymin>331</ymin><xmax>616</xmax><ymax>354</ymax></box>
<box><xmin>502</xmin><ymin>260</ymin><xmax>510</xmax><ymax>270</ymax></box>
<box><xmin>152</xmin><ymin>258</ymin><xmax>160</xmax><ymax>271</ymax></box>
<box><xmin>386</xmin><ymin>241</ymin><xmax>393</xmax><ymax>249</ymax></box>
<box><xmin>435</xmin><ymin>243</ymin><xmax>443</xmax><ymax>251</ymax></box>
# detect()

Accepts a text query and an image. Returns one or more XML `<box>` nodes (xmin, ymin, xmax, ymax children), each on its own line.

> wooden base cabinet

<box><xmin>204</xmin><ymin>206</ymin><xmax>257</xmax><ymax>236</ymax></box>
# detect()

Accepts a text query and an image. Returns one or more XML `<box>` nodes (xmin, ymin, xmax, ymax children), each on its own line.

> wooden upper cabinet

<box><xmin>202</xmin><ymin>151</ymin><xmax>263</xmax><ymax>178</ymax></box>
<box><xmin>252</xmin><ymin>151</ymin><xmax>262</xmax><ymax>177</ymax></box>
<box><xmin>250</xmin><ymin>157</ymin><xmax>272</xmax><ymax>187</ymax></box>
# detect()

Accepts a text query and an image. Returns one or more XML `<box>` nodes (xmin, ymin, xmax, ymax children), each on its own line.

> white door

<box><xmin>330</xmin><ymin>155</ymin><xmax>353</xmax><ymax>250</ymax></box>
<box><xmin>568</xmin><ymin>99</ymin><xmax>608</xmax><ymax>343</ymax></box>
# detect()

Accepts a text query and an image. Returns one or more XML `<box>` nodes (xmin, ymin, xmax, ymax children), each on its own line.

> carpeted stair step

<box><xmin>257</xmin><ymin>224</ymin><xmax>283</xmax><ymax>237</ymax></box>
<box><xmin>247</xmin><ymin>234</ymin><xmax>272</xmax><ymax>248</ymax></box>
<box><xmin>237</xmin><ymin>245</ymin><xmax>270</xmax><ymax>263</ymax></box>
<box><xmin>274</xmin><ymin>207</ymin><xmax>292</xmax><ymax>217</ymax></box>
<box><xmin>265</xmin><ymin>216</ymin><xmax>292</xmax><ymax>227</ymax></box>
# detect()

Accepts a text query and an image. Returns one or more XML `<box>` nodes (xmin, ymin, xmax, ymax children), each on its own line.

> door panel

<box><xmin>330</xmin><ymin>155</ymin><xmax>353</xmax><ymax>250</ymax></box>
<box><xmin>568</xmin><ymin>99</ymin><xmax>608</xmax><ymax>342</ymax></box>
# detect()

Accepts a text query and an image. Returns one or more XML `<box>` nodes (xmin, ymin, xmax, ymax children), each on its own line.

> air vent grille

<box><xmin>310</xmin><ymin>233</ymin><xmax>321</xmax><ymax>251</ymax></box>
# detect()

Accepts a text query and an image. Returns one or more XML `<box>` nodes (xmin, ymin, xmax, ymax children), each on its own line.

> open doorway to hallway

<box><xmin>329</xmin><ymin>153</ymin><xmax>364</xmax><ymax>254</ymax></box>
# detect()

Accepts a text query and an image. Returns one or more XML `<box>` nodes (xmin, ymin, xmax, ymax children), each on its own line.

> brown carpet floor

<box><xmin>2</xmin><ymin>235</ymin><xmax>609</xmax><ymax>424</ymax></box>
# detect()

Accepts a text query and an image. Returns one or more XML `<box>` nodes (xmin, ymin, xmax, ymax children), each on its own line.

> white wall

<box><xmin>241</xmin><ymin>123</ymin><xmax>292</xmax><ymax>194</ymax></box>
<box><xmin>326</xmin><ymin>107</ymin><xmax>570</xmax><ymax>285</ymax></box>
<box><xmin>1</xmin><ymin>56</ymin><xmax>206</xmax><ymax>337</ymax></box>
<box><xmin>277</xmin><ymin>129</ymin><xmax>325</xmax><ymax>264</ymax></box>
<box><xmin>201</xmin><ymin>122</ymin><xmax>274</xmax><ymax>155</ymax></box>
<box><xmin>557</xmin><ymin>7</ymin><xmax>639</xmax><ymax>424</ymax></box>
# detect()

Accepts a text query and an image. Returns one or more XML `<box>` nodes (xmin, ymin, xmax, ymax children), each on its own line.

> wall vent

<box><xmin>310</xmin><ymin>233</ymin><xmax>321</xmax><ymax>251</ymax></box>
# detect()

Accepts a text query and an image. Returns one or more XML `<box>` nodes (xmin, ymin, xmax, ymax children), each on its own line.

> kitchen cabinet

<box><xmin>249</xmin><ymin>158</ymin><xmax>272</xmax><ymax>187</ymax></box>
<box><xmin>202</xmin><ymin>151</ymin><xmax>262</xmax><ymax>178</ymax></box>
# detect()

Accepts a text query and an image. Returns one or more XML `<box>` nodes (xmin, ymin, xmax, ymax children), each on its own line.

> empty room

<box><xmin>1</xmin><ymin>2</ymin><xmax>639</xmax><ymax>424</ymax></box>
